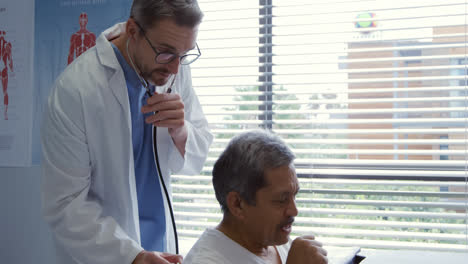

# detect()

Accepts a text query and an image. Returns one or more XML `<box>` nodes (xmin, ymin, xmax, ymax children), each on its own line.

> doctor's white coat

<box><xmin>41</xmin><ymin>23</ymin><xmax>213</xmax><ymax>264</ymax></box>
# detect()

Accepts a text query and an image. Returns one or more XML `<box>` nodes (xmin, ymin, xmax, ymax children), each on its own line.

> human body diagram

<box><xmin>68</xmin><ymin>13</ymin><xmax>96</xmax><ymax>65</ymax></box>
<box><xmin>1</xmin><ymin>31</ymin><xmax>13</xmax><ymax>120</ymax></box>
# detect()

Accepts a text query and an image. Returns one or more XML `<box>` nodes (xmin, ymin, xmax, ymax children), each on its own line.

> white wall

<box><xmin>0</xmin><ymin>166</ymin><xmax>57</xmax><ymax>263</ymax></box>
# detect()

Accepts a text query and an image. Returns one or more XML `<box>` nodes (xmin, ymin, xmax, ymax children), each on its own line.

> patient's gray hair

<box><xmin>212</xmin><ymin>130</ymin><xmax>295</xmax><ymax>213</ymax></box>
<box><xmin>130</xmin><ymin>0</ymin><xmax>203</xmax><ymax>30</ymax></box>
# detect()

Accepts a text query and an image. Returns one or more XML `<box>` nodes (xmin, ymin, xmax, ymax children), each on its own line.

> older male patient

<box><xmin>184</xmin><ymin>130</ymin><xmax>328</xmax><ymax>264</ymax></box>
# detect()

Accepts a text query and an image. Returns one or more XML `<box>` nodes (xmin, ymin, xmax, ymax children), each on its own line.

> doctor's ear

<box><xmin>126</xmin><ymin>18</ymin><xmax>140</xmax><ymax>40</ymax></box>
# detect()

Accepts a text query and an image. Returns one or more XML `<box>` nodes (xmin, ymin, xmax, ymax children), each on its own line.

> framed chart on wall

<box><xmin>0</xmin><ymin>0</ymin><xmax>133</xmax><ymax>167</ymax></box>
<box><xmin>32</xmin><ymin>0</ymin><xmax>132</xmax><ymax>165</ymax></box>
<box><xmin>0</xmin><ymin>0</ymin><xmax>34</xmax><ymax>167</ymax></box>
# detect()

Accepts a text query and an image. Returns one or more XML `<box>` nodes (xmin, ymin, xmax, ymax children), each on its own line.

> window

<box><xmin>173</xmin><ymin>0</ymin><xmax>468</xmax><ymax>254</ymax></box>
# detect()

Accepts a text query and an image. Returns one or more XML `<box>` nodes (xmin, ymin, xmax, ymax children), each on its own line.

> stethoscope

<box><xmin>126</xmin><ymin>38</ymin><xmax>180</xmax><ymax>254</ymax></box>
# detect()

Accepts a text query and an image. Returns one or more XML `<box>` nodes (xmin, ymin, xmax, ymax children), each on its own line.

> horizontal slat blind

<box><xmin>174</xmin><ymin>0</ymin><xmax>468</xmax><ymax>253</ymax></box>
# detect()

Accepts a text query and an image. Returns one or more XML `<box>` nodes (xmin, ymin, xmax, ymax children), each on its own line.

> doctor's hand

<box><xmin>133</xmin><ymin>250</ymin><xmax>183</xmax><ymax>264</ymax></box>
<box><xmin>142</xmin><ymin>92</ymin><xmax>185</xmax><ymax>131</ymax></box>
<box><xmin>142</xmin><ymin>92</ymin><xmax>188</xmax><ymax>156</ymax></box>
<box><xmin>286</xmin><ymin>235</ymin><xmax>328</xmax><ymax>264</ymax></box>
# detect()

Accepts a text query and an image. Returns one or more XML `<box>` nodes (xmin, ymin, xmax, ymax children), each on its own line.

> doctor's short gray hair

<box><xmin>130</xmin><ymin>0</ymin><xmax>203</xmax><ymax>30</ymax></box>
<box><xmin>212</xmin><ymin>130</ymin><xmax>296</xmax><ymax>214</ymax></box>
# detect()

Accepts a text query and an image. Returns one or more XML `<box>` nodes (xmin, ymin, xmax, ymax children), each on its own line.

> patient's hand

<box><xmin>133</xmin><ymin>250</ymin><xmax>183</xmax><ymax>264</ymax></box>
<box><xmin>286</xmin><ymin>235</ymin><xmax>328</xmax><ymax>264</ymax></box>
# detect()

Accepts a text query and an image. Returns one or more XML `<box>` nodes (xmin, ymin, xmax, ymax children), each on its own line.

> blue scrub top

<box><xmin>111</xmin><ymin>43</ymin><xmax>166</xmax><ymax>252</ymax></box>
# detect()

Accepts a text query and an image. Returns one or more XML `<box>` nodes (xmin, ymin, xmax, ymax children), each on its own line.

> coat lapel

<box><xmin>95</xmin><ymin>25</ymin><xmax>131</xmax><ymax>128</ymax></box>
<box><xmin>94</xmin><ymin>25</ymin><xmax>138</xmax><ymax>236</ymax></box>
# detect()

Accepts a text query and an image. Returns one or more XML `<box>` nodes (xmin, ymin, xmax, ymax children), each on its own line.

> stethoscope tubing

<box><xmin>126</xmin><ymin>37</ymin><xmax>180</xmax><ymax>254</ymax></box>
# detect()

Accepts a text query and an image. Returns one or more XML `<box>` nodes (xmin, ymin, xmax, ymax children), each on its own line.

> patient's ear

<box><xmin>226</xmin><ymin>191</ymin><xmax>246</xmax><ymax>220</ymax></box>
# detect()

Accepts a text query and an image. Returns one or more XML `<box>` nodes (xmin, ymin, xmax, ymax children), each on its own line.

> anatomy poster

<box><xmin>0</xmin><ymin>1</ymin><xmax>34</xmax><ymax>166</ymax></box>
<box><xmin>32</xmin><ymin>0</ymin><xmax>132</xmax><ymax>164</ymax></box>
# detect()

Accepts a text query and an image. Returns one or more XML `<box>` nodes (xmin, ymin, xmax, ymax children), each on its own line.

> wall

<box><xmin>0</xmin><ymin>166</ymin><xmax>57</xmax><ymax>263</ymax></box>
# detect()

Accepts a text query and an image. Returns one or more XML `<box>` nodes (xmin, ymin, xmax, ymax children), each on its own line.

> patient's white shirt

<box><xmin>183</xmin><ymin>228</ymin><xmax>290</xmax><ymax>264</ymax></box>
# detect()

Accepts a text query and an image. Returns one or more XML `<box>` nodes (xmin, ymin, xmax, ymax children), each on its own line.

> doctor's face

<box><xmin>242</xmin><ymin>164</ymin><xmax>299</xmax><ymax>247</ymax></box>
<box><xmin>131</xmin><ymin>18</ymin><xmax>199</xmax><ymax>86</ymax></box>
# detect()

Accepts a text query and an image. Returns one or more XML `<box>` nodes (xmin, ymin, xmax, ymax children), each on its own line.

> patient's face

<box><xmin>243</xmin><ymin>164</ymin><xmax>299</xmax><ymax>247</ymax></box>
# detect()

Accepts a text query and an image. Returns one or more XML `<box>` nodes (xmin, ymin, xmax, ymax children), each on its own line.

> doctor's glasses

<box><xmin>136</xmin><ymin>22</ymin><xmax>201</xmax><ymax>66</ymax></box>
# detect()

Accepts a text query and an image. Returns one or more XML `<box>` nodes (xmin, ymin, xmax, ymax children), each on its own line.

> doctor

<box><xmin>41</xmin><ymin>1</ymin><xmax>212</xmax><ymax>264</ymax></box>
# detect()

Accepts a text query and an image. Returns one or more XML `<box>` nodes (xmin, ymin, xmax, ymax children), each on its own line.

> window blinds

<box><xmin>174</xmin><ymin>0</ymin><xmax>468</xmax><ymax>253</ymax></box>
